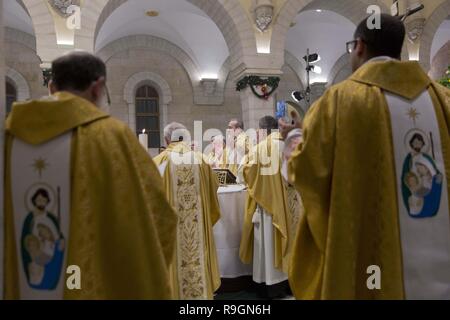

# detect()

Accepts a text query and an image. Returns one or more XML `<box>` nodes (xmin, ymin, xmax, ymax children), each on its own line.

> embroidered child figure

<box><xmin>37</xmin><ymin>224</ymin><xmax>56</xmax><ymax>258</ymax></box>
<box><xmin>404</xmin><ymin>172</ymin><xmax>424</xmax><ymax>216</ymax></box>
<box><xmin>24</xmin><ymin>235</ymin><xmax>45</xmax><ymax>286</ymax></box>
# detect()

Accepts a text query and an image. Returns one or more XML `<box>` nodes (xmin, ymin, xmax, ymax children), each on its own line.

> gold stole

<box><xmin>285</xmin><ymin>183</ymin><xmax>302</xmax><ymax>246</ymax></box>
<box><xmin>386</xmin><ymin>90</ymin><xmax>450</xmax><ymax>298</ymax></box>
<box><xmin>11</xmin><ymin>132</ymin><xmax>72</xmax><ymax>299</ymax></box>
<box><xmin>170</xmin><ymin>157</ymin><xmax>208</xmax><ymax>299</ymax></box>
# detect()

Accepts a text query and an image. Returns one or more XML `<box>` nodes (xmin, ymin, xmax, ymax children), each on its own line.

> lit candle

<box><xmin>139</xmin><ymin>129</ymin><xmax>148</xmax><ymax>150</ymax></box>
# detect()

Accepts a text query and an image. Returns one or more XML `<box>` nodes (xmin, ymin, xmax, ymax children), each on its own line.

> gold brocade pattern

<box><xmin>240</xmin><ymin>133</ymin><xmax>295</xmax><ymax>273</ymax></box>
<box><xmin>5</xmin><ymin>92</ymin><xmax>177</xmax><ymax>299</ymax></box>
<box><xmin>154</xmin><ymin>143</ymin><xmax>222</xmax><ymax>300</ymax></box>
<box><xmin>69</xmin><ymin>128</ymin><xmax>99</xmax><ymax>298</ymax></box>
<box><xmin>286</xmin><ymin>184</ymin><xmax>302</xmax><ymax>242</ymax></box>
<box><xmin>171</xmin><ymin>164</ymin><xmax>207</xmax><ymax>300</ymax></box>
<box><xmin>288</xmin><ymin>61</ymin><xmax>450</xmax><ymax>299</ymax></box>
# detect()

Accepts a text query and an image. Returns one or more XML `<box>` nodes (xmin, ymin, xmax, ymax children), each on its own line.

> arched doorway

<box><xmin>429</xmin><ymin>16</ymin><xmax>450</xmax><ymax>80</ymax></box>
<box><xmin>5</xmin><ymin>81</ymin><xmax>17</xmax><ymax>116</ymax></box>
<box><xmin>135</xmin><ymin>85</ymin><xmax>160</xmax><ymax>148</ymax></box>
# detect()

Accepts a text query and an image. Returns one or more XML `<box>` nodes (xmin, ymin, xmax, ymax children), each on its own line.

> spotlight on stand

<box><xmin>292</xmin><ymin>85</ymin><xmax>311</xmax><ymax>102</ymax></box>
<box><xmin>292</xmin><ymin>91</ymin><xmax>305</xmax><ymax>102</ymax></box>
<box><xmin>307</xmin><ymin>65</ymin><xmax>322</xmax><ymax>74</ymax></box>
<box><xmin>297</xmin><ymin>49</ymin><xmax>321</xmax><ymax>108</ymax></box>
<box><xmin>303</xmin><ymin>53</ymin><xmax>321</xmax><ymax>64</ymax></box>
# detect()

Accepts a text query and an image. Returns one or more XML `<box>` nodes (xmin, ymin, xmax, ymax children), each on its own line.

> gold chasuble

<box><xmin>4</xmin><ymin>92</ymin><xmax>177</xmax><ymax>299</ymax></box>
<box><xmin>205</xmin><ymin>148</ymin><xmax>231</xmax><ymax>171</ymax></box>
<box><xmin>288</xmin><ymin>60</ymin><xmax>450</xmax><ymax>299</ymax></box>
<box><xmin>240</xmin><ymin>133</ymin><xmax>301</xmax><ymax>278</ymax></box>
<box><xmin>154</xmin><ymin>142</ymin><xmax>221</xmax><ymax>300</ymax></box>
<box><xmin>228</xmin><ymin>132</ymin><xmax>252</xmax><ymax>177</ymax></box>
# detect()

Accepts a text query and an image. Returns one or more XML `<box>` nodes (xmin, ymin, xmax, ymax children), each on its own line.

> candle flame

<box><xmin>142</xmin><ymin>129</ymin><xmax>146</xmax><ymax>134</ymax></box>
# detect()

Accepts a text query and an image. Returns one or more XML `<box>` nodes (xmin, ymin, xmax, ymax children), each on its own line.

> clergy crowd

<box><xmin>3</xmin><ymin>14</ymin><xmax>450</xmax><ymax>300</ymax></box>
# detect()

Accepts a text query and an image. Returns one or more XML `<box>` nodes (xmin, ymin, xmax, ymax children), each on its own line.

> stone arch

<box><xmin>5</xmin><ymin>27</ymin><xmax>36</xmax><ymax>52</ymax></box>
<box><xmin>20</xmin><ymin>0</ymin><xmax>57</xmax><ymax>64</ymax></box>
<box><xmin>271</xmin><ymin>0</ymin><xmax>388</xmax><ymax>63</ymax></box>
<box><xmin>5</xmin><ymin>67</ymin><xmax>31</xmax><ymax>101</ymax></box>
<box><xmin>429</xmin><ymin>41</ymin><xmax>450</xmax><ymax>80</ymax></box>
<box><xmin>419</xmin><ymin>0</ymin><xmax>450</xmax><ymax>71</ymax></box>
<box><xmin>97</xmin><ymin>35</ymin><xmax>200</xmax><ymax>82</ymax></box>
<box><xmin>97</xmin><ymin>34</ymin><xmax>227</xmax><ymax>105</ymax></box>
<box><xmin>16</xmin><ymin>0</ymin><xmax>30</xmax><ymax>16</ymax></box>
<box><xmin>123</xmin><ymin>71</ymin><xmax>173</xmax><ymax>143</ymax></box>
<box><xmin>77</xmin><ymin>0</ymin><xmax>256</xmax><ymax>69</ymax></box>
<box><xmin>327</xmin><ymin>53</ymin><xmax>352</xmax><ymax>86</ymax></box>
<box><xmin>284</xmin><ymin>50</ymin><xmax>307</xmax><ymax>89</ymax></box>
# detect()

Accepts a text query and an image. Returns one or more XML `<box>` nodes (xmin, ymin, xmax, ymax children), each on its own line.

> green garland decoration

<box><xmin>236</xmin><ymin>76</ymin><xmax>280</xmax><ymax>100</ymax></box>
<box><xmin>438</xmin><ymin>66</ymin><xmax>450</xmax><ymax>89</ymax></box>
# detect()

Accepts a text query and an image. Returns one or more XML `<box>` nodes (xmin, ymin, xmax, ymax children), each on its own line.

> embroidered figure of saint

<box><xmin>401</xmin><ymin>133</ymin><xmax>443</xmax><ymax>218</ymax></box>
<box><xmin>21</xmin><ymin>188</ymin><xmax>65</xmax><ymax>290</ymax></box>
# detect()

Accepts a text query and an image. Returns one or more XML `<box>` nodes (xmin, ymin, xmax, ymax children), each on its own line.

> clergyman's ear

<box><xmin>48</xmin><ymin>80</ymin><xmax>57</xmax><ymax>95</ymax></box>
<box><xmin>91</xmin><ymin>76</ymin><xmax>106</xmax><ymax>100</ymax></box>
<box><xmin>355</xmin><ymin>38</ymin><xmax>366</xmax><ymax>57</ymax></box>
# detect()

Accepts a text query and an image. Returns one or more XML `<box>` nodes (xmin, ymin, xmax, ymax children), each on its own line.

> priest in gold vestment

<box><xmin>154</xmin><ymin>123</ymin><xmax>221</xmax><ymax>300</ymax></box>
<box><xmin>226</xmin><ymin>119</ymin><xmax>252</xmax><ymax>177</ymax></box>
<box><xmin>239</xmin><ymin>116</ymin><xmax>302</xmax><ymax>297</ymax></box>
<box><xmin>205</xmin><ymin>135</ymin><xmax>229</xmax><ymax>170</ymax></box>
<box><xmin>3</xmin><ymin>52</ymin><xmax>177</xmax><ymax>299</ymax></box>
<box><xmin>284</xmin><ymin>15</ymin><xmax>450</xmax><ymax>299</ymax></box>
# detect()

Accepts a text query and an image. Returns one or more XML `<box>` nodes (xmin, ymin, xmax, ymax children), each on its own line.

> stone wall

<box><xmin>5</xmin><ymin>37</ymin><xmax>46</xmax><ymax>100</ymax></box>
<box><xmin>328</xmin><ymin>53</ymin><xmax>352</xmax><ymax>86</ymax></box>
<box><xmin>105</xmin><ymin>47</ymin><xmax>242</xmax><ymax>143</ymax></box>
<box><xmin>429</xmin><ymin>41</ymin><xmax>450</xmax><ymax>80</ymax></box>
<box><xmin>276</xmin><ymin>64</ymin><xmax>304</xmax><ymax>103</ymax></box>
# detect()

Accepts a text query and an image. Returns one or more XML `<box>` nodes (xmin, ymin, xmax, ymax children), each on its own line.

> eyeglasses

<box><xmin>346</xmin><ymin>38</ymin><xmax>366</xmax><ymax>54</ymax></box>
<box><xmin>346</xmin><ymin>40</ymin><xmax>358</xmax><ymax>54</ymax></box>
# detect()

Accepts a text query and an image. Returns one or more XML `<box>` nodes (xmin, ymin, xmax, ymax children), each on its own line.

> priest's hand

<box><xmin>279</xmin><ymin>111</ymin><xmax>302</xmax><ymax>140</ymax></box>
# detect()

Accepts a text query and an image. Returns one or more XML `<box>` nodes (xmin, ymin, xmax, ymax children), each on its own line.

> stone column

<box><xmin>0</xmin><ymin>0</ymin><xmax>5</xmax><ymax>298</ymax></box>
<box><xmin>239</xmin><ymin>87</ymin><xmax>276</xmax><ymax>130</ymax></box>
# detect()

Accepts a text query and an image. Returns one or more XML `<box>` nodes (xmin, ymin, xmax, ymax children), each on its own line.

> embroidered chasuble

<box><xmin>154</xmin><ymin>142</ymin><xmax>221</xmax><ymax>300</ymax></box>
<box><xmin>228</xmin><ymin>132</ymin><xmax>252</xmax><ymax>177</ymax></box>
<box><xmin>205</xmin><ymin>148</ymin><xmax>232</xmax><ymax>171</ymax></box>
<box><xmin>239</xmin><ymin>133</ymin><xmax>302</xmax><ymax>284</ymax></box>
<box><xmin>3</xmin><ymin>92</ymin><xmax>177</xmax><ymax>299</ymax></box>
<box><xmin>288</xmin><ymin>60</ymin><xmax>450</xmax><ymax>299</ymax></box>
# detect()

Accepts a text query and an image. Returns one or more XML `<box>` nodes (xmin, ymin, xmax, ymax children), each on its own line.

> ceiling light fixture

<box><xmin>146</xmin><ymin>10</ymin><xmax>159</xmax><ymax>17</ymax></box>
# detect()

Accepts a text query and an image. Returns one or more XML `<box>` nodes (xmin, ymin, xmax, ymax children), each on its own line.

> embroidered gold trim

<box><xmin>286</xmin><ymin>184</ymin><xmax>301</xmax><ymax>240</ymax></box>
<box><xmin>170</xmin><ymin>159</ymin><xmax>207</xmax><ymax>299</ymax></box>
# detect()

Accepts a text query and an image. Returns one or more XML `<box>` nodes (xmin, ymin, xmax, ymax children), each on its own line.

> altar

<box><xmin>214</xmin><ymin>185</ymin><xmax>252</xmax><ymax>279</ymax></box>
